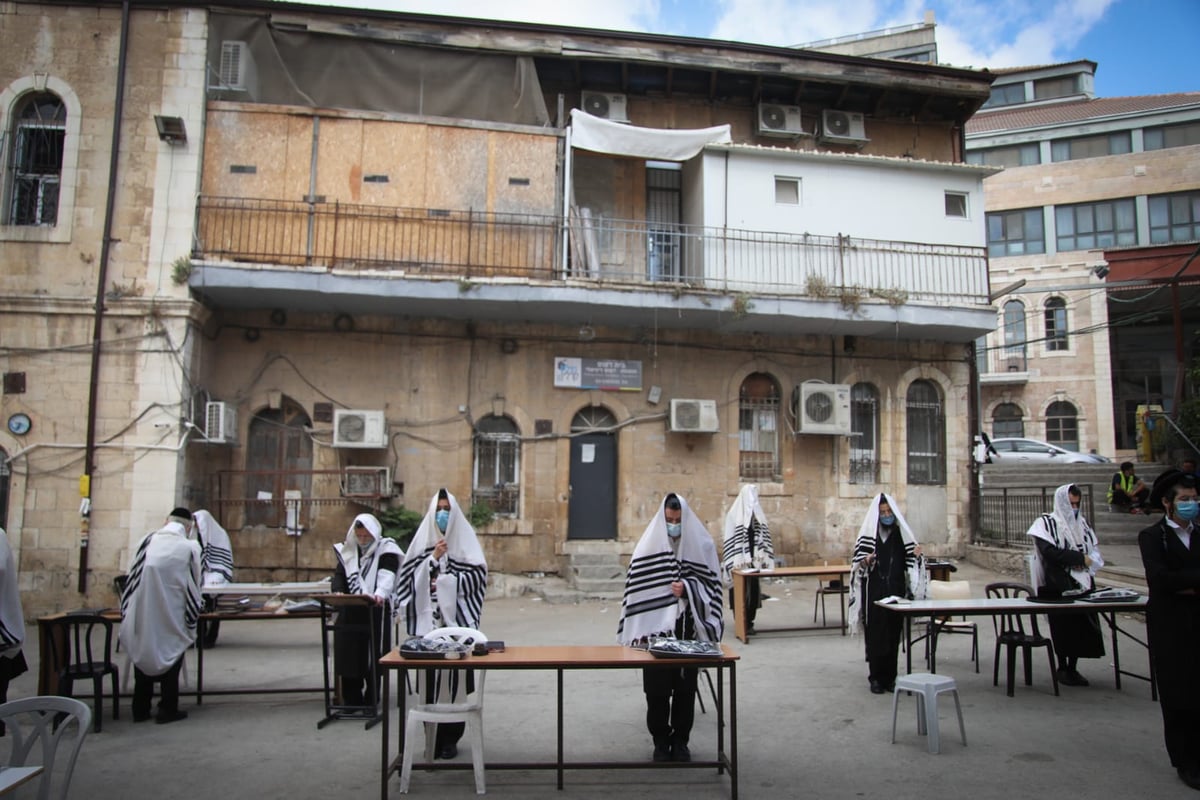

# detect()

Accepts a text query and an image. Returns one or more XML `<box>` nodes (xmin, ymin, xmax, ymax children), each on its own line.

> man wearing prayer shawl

<box><xmin>120</xmin><ymin>507</ymin><xmax>202</xmax><ymax>724</ymax></box>
<box><xmin>0</xmin><ymin>527</ymin><xmax>28</xmax><ymax>728</ymax></box>
<box><xmin>847</xmin><ymin>493</ymin><xmax>922</xmax><ymax>694</ymax></box>
<box><xmin>332</xmin><ymin>512</ymin><xmax>402</xmax><ymax>708</ymax></box>
<box><xmin>618</xmin><ymin>493</ymin><xmax>723</xmax><ymax>763</ymax></box>
<box><xmin>721</xmin><ymin>484</ymin><xmax>774</xmax><ymax>634</ymax></box>
<box><xmin>1138</xmin><ymin>469</ymin><xmax>1200</xmax><ymax>791</ymax></box>
<box><xmin>397</xmin><ymin>489</ymin><xmax>488</xmax><ymax>760</ymax></box>
<box><xmin>193</xmin><ymin>510</ymin><xmax>234</xmax><ymax>648</ymax></box>
<box><xmin>1027</xmin><ymin>484</ymin><xmax>1104</xmax><ymax>686</ymax></box>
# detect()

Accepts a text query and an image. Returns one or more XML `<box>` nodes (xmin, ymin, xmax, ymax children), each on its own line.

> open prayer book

<box><xmin>878</xmin><ymin>595</ymin><xmax>911</xmax><ymax>604</ymax></box>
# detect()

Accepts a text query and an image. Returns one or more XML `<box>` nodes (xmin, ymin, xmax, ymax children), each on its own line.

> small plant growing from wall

<box><xmin>730</xmin><ymin>292</ymin><xmax>754</xmax><ymax>319</ymax></box>
<box><xmin>806</xmin><ymin>274</ymin><xmax>832</xmax><ymax>298</ymax></box>
<box><xmin>838</xmin><ymin>286</ymin><xmax>865</xmax><ymax>314</ymax></box>
<box><xmin>870</xmin><ymin>286</ymin><xmax>910</xmax><ymax>307</ymax></box>
<box><xmin>171</xmin><ymin>256</ymin><xmax>193</xmax><ymax>286</ymax></box>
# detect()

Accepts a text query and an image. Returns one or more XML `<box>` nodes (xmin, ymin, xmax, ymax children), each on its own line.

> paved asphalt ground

<box><xmin>4</xmin><ymin>558</ymin><xmax>1193</xmax><ymax>800</ymax></box>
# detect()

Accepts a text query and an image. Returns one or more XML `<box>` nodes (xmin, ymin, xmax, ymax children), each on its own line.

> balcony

<box><xmin>979</xmin><ymin>345</ymin><xmax>1030</xmax><ymax>385</ymax></box>
<box><xmin>191</xmin><ymin>197</ymin><xmax>995</xmax><ymax>341</ymax></box>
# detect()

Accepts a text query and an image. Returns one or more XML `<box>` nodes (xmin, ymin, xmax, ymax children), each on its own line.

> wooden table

<box><xmin>732</xmin><ymin>565</ymin><xmax>852</xmax><ymax>643</ymax></box>
<box><xmin>379</xmin><ymin>644</ymin><xmax>740</xmax><ymax>799</ymax></box>
<box><xmin>0</xmin><ymin>766</ymin><xmax>43</xmax><ymax>796</ymax></box>
<box><xmin>876</xmin><ymin>595</ymin><xmax>1153</xmax><ymax>696</ymax></box>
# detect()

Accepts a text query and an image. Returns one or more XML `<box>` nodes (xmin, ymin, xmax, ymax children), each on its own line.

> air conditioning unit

<box><xmin>795</xmin><ymin>383</ymin><xmax>852</xmax><ymax>435</ymax></box>
<box><xmin>580</xmin><ymin>90</ymin><xmax>630</xmax><ymax>123</ymax></box>
<box><xmin>820</xmin><ymin>110</ymin><xmax>869</xmax><ymax>146</ymax></box>
<box><xmin>342</xmin><ymin>466</ymin><xmax>391</xmax><ymax>498</ymax></box>
<box><xmin>204</xmin><ymin>401</ymin><xmax>237</xmax><ymax>444</ymax></box>
<box><xmin>757</xmin><ymin>103</ymin><xmax>804</xmax><ymax>137</ymax></box>
<box><xmin>668</xmin><ymin>399</ymin><xmax>720</xmax><ymax>434</ymax></box>
<box><xmin>214</xmin><ymin>40</ymin><xmax>250</xmax><ymax>90</ymax></box>
<box><xmin>333</xmin><ymin>409</ymin><xmax>388</xmax><ymax>448</ymax></box>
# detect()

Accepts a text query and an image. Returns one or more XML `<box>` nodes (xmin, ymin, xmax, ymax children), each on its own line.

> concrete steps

<box><xmin>567</xmin><ymin>552</ymin><xmax>626</xmax><ymax>599</ymax></box>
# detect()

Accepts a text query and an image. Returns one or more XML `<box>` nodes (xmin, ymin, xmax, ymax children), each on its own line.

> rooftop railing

<box><xmin>195</xmin><ymin>196</ymin><xmax>990</xmax><ymax>304</ymax></box>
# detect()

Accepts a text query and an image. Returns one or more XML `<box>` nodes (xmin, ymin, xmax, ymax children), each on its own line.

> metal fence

<box><xmin>195</xmin><ymin>196</ymin><xmax>990</xmax><ymax>304</ymax></box>
<box><xmin>975</xmin><ymin>484</ymin><xmax>1095</xmax><ymax>547</ymax></box>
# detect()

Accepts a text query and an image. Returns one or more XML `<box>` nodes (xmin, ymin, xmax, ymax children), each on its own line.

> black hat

<box><xmin>168</xmin><ymin>506</ymin><xmax>193</xmax><ymax>522</ymax></box>
<box><xmin>1148</xmin><ymin>469</ymin><xmax>1185</xmax><ymax>513</ymax></box>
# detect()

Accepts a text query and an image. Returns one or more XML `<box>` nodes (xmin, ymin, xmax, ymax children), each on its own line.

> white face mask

<box><xmin>666</xmin><ymin>522</ymin><xmax>682</xmax><ymax>539</ymax></box>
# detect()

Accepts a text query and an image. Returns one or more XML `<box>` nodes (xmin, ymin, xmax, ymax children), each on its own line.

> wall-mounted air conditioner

<box><xmin>794</xmin><ymin>383</ymin><xmax>851</xmax><ymax>435</ymax></box>
<box><xmin>211</xmin><ymin>40</ymin><xmax>251</xmax><ymax>90</ymax></box>
<box><xmin>580</xmin><ymin>90</ymin><xmax>630</xmax><ymax>123</ymax></box>
<box><xmin>342</xmin><ymin>466</ymin><xmax>391</xmax><ymax>498</ymax></box>
<box><xmin>819</xmin><ymin>110</ymin><xmax>869</xmax><ymax>146</ymax></box>
<box><xmin>668</xmin><ymin>399</ymin><xmax>720</xmax><ymax>433</ymax></box>
<box><xmin>333</xmin><ymin>409</ymin><xmax>388</xmax><ymax>448</ymax></box>
<box><xmin>204</xmin><ymin>401</ymin><xmax>237</xmax><ymax>444</ymax></box>
<box><xmin>757</xmin><ymin>103</ymin><xmax>804</xmax><ymax>137</ymax></box>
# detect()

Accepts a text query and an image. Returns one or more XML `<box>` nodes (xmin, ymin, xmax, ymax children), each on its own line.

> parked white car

<box><xmin>983</xmin><ymin>437</ymin><xmax>1111</xmax><ymax>465</ymax></box>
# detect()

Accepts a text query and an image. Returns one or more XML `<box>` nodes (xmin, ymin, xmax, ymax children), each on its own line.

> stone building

<box><xmin>0</xmin><ymin>1</ymin><xmax>996</xmax><ymax>614</ymax></box>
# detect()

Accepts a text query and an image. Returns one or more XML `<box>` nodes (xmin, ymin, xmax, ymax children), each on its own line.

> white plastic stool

<box><xmin>890</xmin><ymin>672</ymin><xmax>966</xmax><ymax>754</ymax></box>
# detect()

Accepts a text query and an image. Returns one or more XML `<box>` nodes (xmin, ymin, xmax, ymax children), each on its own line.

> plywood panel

<box><xmin>203</xmin><ymin>109</ymin><xmax>305</xmax><ymax>199</ymax></box>
<box><xmin>424</xmin><ymin>126</ymin><xmax>489</xmax><ymax>210</ymax></box>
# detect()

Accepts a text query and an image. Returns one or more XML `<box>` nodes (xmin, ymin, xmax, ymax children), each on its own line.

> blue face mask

<box><xmin>879</xmin><ymin>514</ymin><xmax>895</xmax><ymax>527</ymax></box>
<box><xmin>435</xmin><ymin>509</ymin><xmax>450</xmax><ymax>532</ymax></box>
<box><xmin>666</xmin><ymin>522</ymin><xmax>682</xmax><ymax>539</ymax></box>
<box><xmin>1175</xmin><ymin>500</ymin><xmax>1199</xmax><ymax>521</ymax></box>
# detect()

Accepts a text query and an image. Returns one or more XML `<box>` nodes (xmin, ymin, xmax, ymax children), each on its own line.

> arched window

<box><xmin>1003</xmin><ymin>300</ymin><xmax>1027</xmax><ymax>370</ymax></box>
<box><xmin>474</xmin><ymin>415</ymin><xmax>520</xmax><ymax>516</ymax></box>
<box><xmin>739</xmin><ymin>373</ymin><xmax>780</xmax><ymax>481</ymax></box>
<box><xmin>1045</xmin><ymin>401</ymin><xmax>1079</xmax><ymax>451</ymax></box>
<box><xmin>570</xmin><ymin>407</ymin><xmax>617</xmax><ymax>431</ymax></box>
<box><xmin>1044</xmin><ymin>297</ymin><xmax>1069</xmax><ymax>352</ymax></box>
<box><xmin>906</xmin><ymin>380</ymin><xmax>945</xmax><ymax>485</ymax></box>
<box><xmin>849</xmin><ymin>382</ymin><xmax>879</xmax><ymax>484</ymax></box>
<box><xmin>992</xmin><ymin>402</ymin><xmax>1024</xmax><ymax>438</ymax></box>
<box><xmin>6</xmin><ymin>92</ymin><xmax>65</xmax><ymax>225</ymax></box>
<box><xmin>244</xmin><ymin>400</ymin><xmax>312</xmax><ymax>528</ymax></box>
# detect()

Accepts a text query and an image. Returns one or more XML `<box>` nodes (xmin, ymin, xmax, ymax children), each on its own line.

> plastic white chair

<box><xmin>0</xmin><ymin>696</ymin><xmax>91</xmax><ymax>800</ymax></box>
<box><xmin>890</xmin><ymin>672</ymin><xmax>966</xmax><ymax>754</ymax></box>
<box><xmin>399</xmin><ymin>627</ymin><xmax>488</xmax><ymax>795</ymax></box>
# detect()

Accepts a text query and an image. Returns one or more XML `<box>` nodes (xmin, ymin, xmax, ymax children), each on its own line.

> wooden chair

<box><xmin>44</xmin><ymin>613</ymin><xmax>119</xmax><ymax>732</ymax></box>
<box><xmin>400</xmin><ymin>627</ymin><xmax>488</xmax><ymax>795</ymax></box>
<box><xmin>924</xmin><ymin>580</ymin><xmax>979</xmax><ymax>673</ymax></box>
<box><xmin>812</xmin><ymin>577</ymin><xmax>848</xmax><ymax>626</ymax></box>
<box><xmin>0</xmin><ymin>696</ymin><xmax>91</xmax><ymax>800</ymax></box>
<box><xmin>985</xmin><ymin>582</ymin><xmax>1059</xmax><ymax>697</ymax></box>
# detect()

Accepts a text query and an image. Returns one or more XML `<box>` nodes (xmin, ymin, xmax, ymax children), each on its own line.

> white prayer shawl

<box><xmin>398</xmin><ymin>491</ymin><xmax>488</xmax><ymax>636</ymax></box>
<box><xmin>120</xmin><ymin>521</ymin><xmax>202</xmax><ymax>676</ymax></box>
<box><xmin>1027</xmin><ymin>484</ymin><xmax>1098</xmax><ymax>593</ymax></box>
<box><xmin>618</xmin><ymin>494</ymin><xmax>724</xmax><ymax>646</ymax></box>
<box><xmin>333</xmin><ymin>513</ymin><xmax>403</xmax><ymax>613</ymax></box>
<box><xmin>721</xmin><ymin>484</ymin><xmax>775</xmax><ymax>583</ymax></box>
<box><xmin>193</xmin><ymin>510</ymin><xmax>234</xmax><ymax>587</ymax></box>
<box><xmin>0</xmin><ymin>528</ymin><xmax>25</xmax><ymax>659</ymax></box>
<box><xmin>847</xmin><ymin>493</ymin><xmax>922</xmax><ymax>635</ymax></box>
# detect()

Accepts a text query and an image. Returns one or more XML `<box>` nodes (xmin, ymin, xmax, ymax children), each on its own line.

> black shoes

<box><xmin>869</xmin><ymin>679</ymin><xmax>885</xmax><ymax>694</ymax></box>
<box><xmin>155</xmin><ymin>710</ymin><xmax>188</xmax><ymax>725</ymax></box>
<box><xmin>1179</xmin><ymin>767</ymin><xmax>1200</xmax><ymax>791</ymax></box>
<box><xmin>652</xmin><ymin>743</ymin><xmax>672</xmax><ymax>762</ymax></box>
<box><xmin>1057</xmin><ymin>668</ymin><xmax>1090</xmax><ymax>687</ymax></box>
<box><xmin>435</xmin><ymin>743</ymin><xmax>458</xmax><ymax>760</ymax></box>
<box><xmin>672</xmin><ymin>743</ymin><xmax>691</xmax><ymax>762</ymax></box>
<box><xmin>132</xmin><ymin>712</ymin><xmax>152</xmax><ymax>723</ymax></box>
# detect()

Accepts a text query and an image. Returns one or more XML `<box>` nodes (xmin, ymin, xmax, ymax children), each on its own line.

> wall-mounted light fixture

<box><xmin>154</xmin><ymin>115</ymin><xmax>187</xmax><ymax>145</ymax></box>
<box><xmin>491</xmin><ymin>394</ymin><xmax>506</xmax><ymax>417</ymax></box>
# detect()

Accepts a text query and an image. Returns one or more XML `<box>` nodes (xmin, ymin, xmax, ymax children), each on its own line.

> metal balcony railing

<box><xmin>974</xmin><ymin>484</ymin><xmax>1095</xmax><ymax>547</ymax></box>
<box><xmin>194</xmin><ymin>196</ymin><xmax>991</xmax><ymax>304</ymax></box>
<box><xmin>978</xmin><ymin>344</ymin><xmax>1029</xmax><ymax>376</ymax></box>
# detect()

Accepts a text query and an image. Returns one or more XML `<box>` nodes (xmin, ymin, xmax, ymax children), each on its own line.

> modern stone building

<box><xmin>0</xmin><ymin>1</ymin><xmax>997</xmax><ymax>614</ymax></box>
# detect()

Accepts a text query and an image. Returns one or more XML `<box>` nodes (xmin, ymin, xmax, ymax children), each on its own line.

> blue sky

<box><xmin>291</xmin><ymin>0</ymin><xmax>1197</xmax><ymax>98</ymax></box>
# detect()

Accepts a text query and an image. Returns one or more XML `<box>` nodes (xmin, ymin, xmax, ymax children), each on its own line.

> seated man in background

<box><xmin>1108</xmin><ymin>461</ymin><xmax>1149</xmax><ymax>514</ymax></box>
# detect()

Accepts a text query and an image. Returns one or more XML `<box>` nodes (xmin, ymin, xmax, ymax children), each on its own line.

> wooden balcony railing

<box><xmin>195</xmin><ymin>196</ymin><xmax>991</xmax><ymax>304</ymax></box>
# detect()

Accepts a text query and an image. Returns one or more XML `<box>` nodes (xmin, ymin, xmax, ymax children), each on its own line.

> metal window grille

<box><xmin>906</xmin><ymin>382</ymin><xmax>945</xmax><ymax>485</ymax></box>
<box><xmin>739</xmin><ymin>396</ymin><xmax>780</xmax><ymax>481</ymax></box>
<box><xmin>849</xmin><ymin>383</ymin><xmax>879</xmax><ymax>484</ymax></box>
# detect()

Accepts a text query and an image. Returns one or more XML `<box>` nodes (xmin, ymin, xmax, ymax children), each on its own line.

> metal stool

<box><xmin>890</xmin><ymin>672</ymin><xmax>966</xmax><ymax>754</ymax></box>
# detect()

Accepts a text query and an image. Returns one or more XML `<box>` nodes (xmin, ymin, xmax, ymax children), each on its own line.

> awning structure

<box><xmin>569</xmin><ymin>109</ymin><xmax>731</xmax><ymax>161</ymax></box>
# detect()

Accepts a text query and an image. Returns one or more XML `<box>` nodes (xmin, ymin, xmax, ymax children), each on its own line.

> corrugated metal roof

<box><xmin>967</xmin><ymin>93</ymin><xmax>1200</xmax><ymax>133</ymax></box>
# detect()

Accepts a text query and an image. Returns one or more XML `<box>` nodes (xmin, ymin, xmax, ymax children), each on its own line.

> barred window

<box><xmin>6</xmin><ymin>92</ymin><xmax>66</xmax><ymax>226</ymax></box>
<box><xmin>473</xmin><ymin>415</ymin><xmax>520</xmax><ymax>516</ymax></box>
<box><xmin>906</xmin><ymin>380</ymin><xmax>945</xmax><ymax>485</ymax></box>
<box><xmin>739</xmin><ymin>373</ymin><xmax>780</xmax><ymax>481</ymax></box>
<box><xmin>1003</xmin><ymin>300</ymin><xmax>1027</xmax><ymax>370</ymax></box>
<box><xmin>849</xmin><ymin>382</ymin><xmax>879</xmax><ymax>484</ymax></box>
<box><xmin>1045</xmin><ymin>401</ymin><xmax>1079</xmax><ymax>451</ymax></box>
